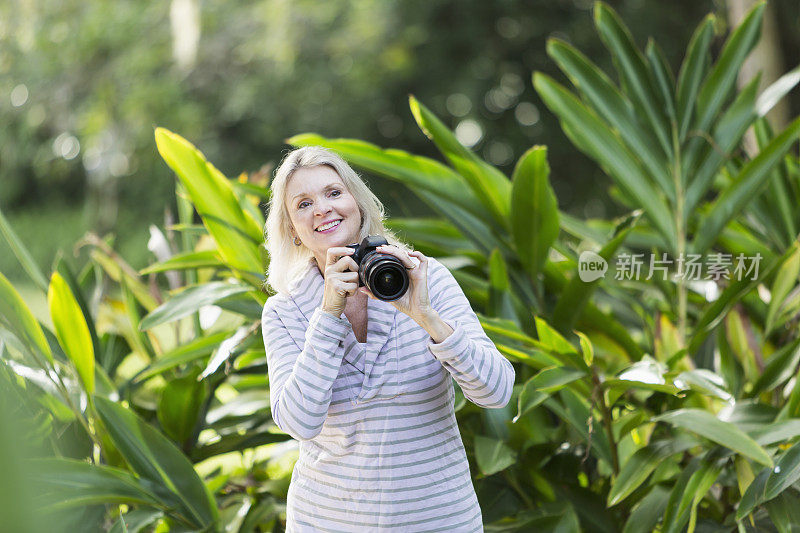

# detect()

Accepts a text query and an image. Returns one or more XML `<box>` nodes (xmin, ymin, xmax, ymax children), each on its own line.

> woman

<box><xmin>261</xmin><ymin>146</ymin><xmax>515</xmax><ymax>532</ymax></box>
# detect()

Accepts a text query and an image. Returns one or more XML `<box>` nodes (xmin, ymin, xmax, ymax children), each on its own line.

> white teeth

<box><xmin>316</xmin><ymin>220</ymin><xmax>341</xmax><ymax>232</ymax></box>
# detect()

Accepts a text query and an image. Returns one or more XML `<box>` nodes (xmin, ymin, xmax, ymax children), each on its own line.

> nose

<box><xmin>314</xmin><ymin>199</ymin><xmax>333</xmax><ymax>217</ymax></box>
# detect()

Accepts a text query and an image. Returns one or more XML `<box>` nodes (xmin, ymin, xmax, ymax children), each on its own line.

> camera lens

<box><xmin>360</xmin><ymin>252</ymin><xmax>409</xmax><ymax>301</ymax></box>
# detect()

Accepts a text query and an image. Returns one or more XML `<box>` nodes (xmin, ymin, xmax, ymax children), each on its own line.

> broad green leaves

<box><xmin>139</xmin><ymin>281</ymin><xmax>252</xmax><ymax>331</ymax></box>
<box><xmin>511</xmin><ymin>146</ymin><xmax>559</xmax><ymax>283</ymax></box>
<box><xmin>654</xmin><ymin>409</ymin><xmax>772</xmax><ymax>467</ymax></box>
<box><xmin>155</xmin><ymin>128</ymin><xmax>264</xmax><ymax>280</ymax></box>
<box><xmin>48</xmin><ymin>272</ymin><xmax>94</xmax><ymax>394</ymax></box>
<box><xmin>94</xmin><ymin>397</ymin><xmax>218</xmax><ymax>529</ymax></box>
<box><xmin>475</xmin><ymin>435</ymin><xmax>517</xmax><ymax>476</ymax></box>
<box><xmin>409</xmin><ymin>96</ymin><xmax>511</xmax><ymax>229</ymax></box>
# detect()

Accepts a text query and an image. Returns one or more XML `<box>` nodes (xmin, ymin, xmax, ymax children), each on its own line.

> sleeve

<box><xmin>261</xmin><ymin>298</ymin><xmax>351</xmax><ymax>441</ymax></box>
<box><xmin>425</xmin><ymin>259</ymin><xmax>515</xmax><ymax>409</ymax></box>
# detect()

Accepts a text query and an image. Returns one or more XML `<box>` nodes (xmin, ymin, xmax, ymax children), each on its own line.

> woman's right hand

<box><xmin>320</xmin><ymin>247</ymin><xmax>359</xmax><ymax>317</ymax></box>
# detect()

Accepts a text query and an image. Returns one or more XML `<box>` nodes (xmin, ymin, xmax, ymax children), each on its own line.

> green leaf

<box><xmin>654</xmin><ymin>408</ymin><xmax>773</xmax><ymax>467</ymax></box>
<box><xmin>89</xmin><ymin>248</ymin><xmax>158</xmax><ymax>312</ymax></box>
<box><xmin>409</xmin><ymin>96</ymin><xmax>511</xmax><ymax>228</ymax></box>
<box><xmin>765</xmin><ymin>440</ymin><xmax>800</xmax><ymax>500</ymax></box>
<box><xmin>487</xmin><ymin>250</ymin><xmax>516</xmax><ymax>322</ymax></box>
<box><xmin>139</xmin><ymin>281</ymin><xmax>252</xmax><ymax>331</ymax></box>
<box><xmin>645</xmin><ymin>39</ymin><xmax>676</xmax><ymax>124</ymax></box>
<box><xmin>765</xmin><ymin>492</ymin><xmax>800</xmax><ymax>533</ymax></box>
<box><xmin>534</xmin><ymin>316</ymin><xmax>579</xmax><ymax>356</ymax></box>
<box><xmin>751</xmin><ymin>338</ymin><xmax>800</xmax><ymax>396</ymax></box>
<box><xmin>94</xmin><ymin>396</ymin><xmax>219</xmax><ymax>528</ymax></box>
<box><xmin>662</xmin><ymin>455</ymin><xmax>721</xmax><ymax>533</ymax></box>
<box><xmin>546</xmin><ymin>38</ymin><xmax>672</xmax><ymax>200</ymax></box>
<box><xmin>622</xmin><ymin>485</ymin><xmax>670</xmax><ymax>533</ymax></box>
<box><xmin>0</xmin><ymin>207</ymin><xmax>48</xmax><ymax>292</ymax></box>
<box><xmin>593</xmin><ymin>2</ymin><xmax>671</xmax><ymax>155</ymax></box>
<box><xmin>533</xmin><ymin>73</ymin><xmax>676</xmax><ymax>251</ymax></box>
<box><xmin>54</xmin><ymin>259</ymin><xmax>102</xmax><ymax>371</ymax></box>
<box><xmin>675</xmin><ymin>369</ymin><xmax>733</xmax><ymax>401</ymax></box>
<box><xmin>192</xmin><ymin>431</ymin><xmax>291</xmax><ymax>462</ymax></box>
<box><xmin>514</xmin><ymin>366</ymin><xmax>586</xmax><ymax>423</ymax></box>
<box><xmin>690</xmin><ymin>249</ymin><xmax>782</xmax><ymax>353</ymax></box>
<box><xmin>766</xmin><ymin>242</ymin><xmax>800</xmax><ymax>334</ymax></box>
<box><xmin>157</xmin><ymin>368</ymin><xmax>206</xmax><ymax>445</ymax></box>
<box><xmin>737</xmin><ymin>467</ymin><xmax>769</xmax><ymax>520</ymax></box>
<box><xmin>384</xmin><ymin>218</ymin><xmax>477</xmax><ymax>259</ymax></box>
<box><xmin>608</xmin><ymin>436</ymin><xmax>697</xmax><ymax>506</ymax></box>
<box><xmin>474</xmin><ymin>435</ymin><xmax>517</xmax><ymax>476</ymax></box>
<box><xmin>109</xmin><ymin>509</ymin><xmax>164</xmax><ymax>533</ymax></box>
<box><xmin>120</xmin><ymin>276</ymin><xmax>156</xmax><ymax>361</ymax></box>
<box><xmin>28</xmin><ymin>458</ymin><xmax>161</xmax><ymax>511</ymax></box>
<box><xmin>693</xmin><ymin>2</ymin><xmax>765</xmax><ymax>137</ymax></box>
<box><xmin>684</xmin><ymin>75</ymin><xmax>761</xmax><ymax>214</ymax></box>
<box><xmin>511</xmin><ymin>146</ymin><xmax>559</xmax><ymax>282</ymax></box>
<box><xmin>154</xmin><ymin>128</ymin><xmax>263</xmax><ymax>278</ymax></box>
<box><xmin>132</xmin><ymin>331</ymin><xmax>231</xmax><ymax>383</ymax></box>
<box><xmin>751</xmin><ymin>419</ymin><xmax>800</xmax><ymax>446</ymax></box>
<box><xmin>140</xmin><ymin>250</ymin><xmax>223</xmax><ymax>275</ymax></box>
<box><xmin>691</xmin><ymin>116</ymin><xmax>800</xmax><ymax>255</ymax></box>
<box><xmin>575</xmin><ymin>331</ymin><xmax>594</xmax><ymax>367</ymax></box>
<box><xmin>48</xmin><ymin>272</ymin><xmax>95</xmax><ymax>394</ymax></box>
<box><xmin>0</xmin><ymin>271</ymin><xmax>53</xmax><ymax>364</ymax></box>
<box><xmin>675</xmin><ymin>15</ymin><xmax>715</xmax><ymax>142</ymax></box>
<box><xmin>551</xmin><ymin>211</ymin><xmax>638</xmax><ymax>332</ymax></box>
<box><xmin>757</xmin><ymin>63</ymin><xmax>800</xmax><ymax>117</ymax></box>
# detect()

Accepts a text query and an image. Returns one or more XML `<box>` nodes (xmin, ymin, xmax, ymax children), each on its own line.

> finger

<box><xmin>326</xmin><ymin>247</ymin><xmax>355</xmax><ymax>266</ymax></box>
<box><xmin>377</xmin><ymin>245</ymin><xmax>415</xmax><ymax>269</ymax></box>
<box><xmin>407</xmin><ymin>251</ymin><xmax>427</xmax><ymax>274</ymax></box>
<box><xmin>337</xmin><ymin>281</ymin><xmax>358</xmax><ymax>296</ymax></box>
<box><xmin>330</xmin><ymin>255</ymin><xmax>358</xmax><ymax>273</ymax></box>
<box><xmin>359</xmin><ymin>287</ymin><xmax>376</xmax><ymax>299</ymax></box>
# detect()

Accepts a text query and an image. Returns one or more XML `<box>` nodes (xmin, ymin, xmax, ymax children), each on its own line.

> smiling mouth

<box><xmin>315</xmin><ymin>219</ymin><xmax>342</xmax><ymax>232</ymax></box>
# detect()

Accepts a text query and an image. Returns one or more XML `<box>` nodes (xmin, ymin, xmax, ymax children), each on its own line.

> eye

<box><xmin>298</xmin><ymin>200</ymin><xmax>310</xmax><ymax>209</ymax></box>
<box><xmin>329</xmin><ymin>189</ymin><xmax>341</xmax><ymax>197</ymax></box>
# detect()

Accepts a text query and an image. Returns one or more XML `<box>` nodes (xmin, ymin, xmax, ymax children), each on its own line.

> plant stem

<box><xmin>592</xmin><ymin>369</ymin><xmax>619</xmax><ymax>475</ymax></box>
<box><xmin>673</xmin><ymin>126</ymin><xmax>688</xmax><ymax>347</ymax></box>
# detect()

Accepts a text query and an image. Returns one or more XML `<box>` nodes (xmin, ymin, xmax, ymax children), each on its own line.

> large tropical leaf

<box><xmin>94</xmin><ymin>396</ymin><xmax>219</xmax><ymax>529</ymax></box>
<box><xmin>409</xmin><ymin>96</ymin><xmax>511</xmax><ymax>229</ymax></box>
<box><xmin>675</xmin><ymin>15</ymin><xmax>715</xmax><ymax>142</ymax></box>
<box><xmin>28</xmin><ymin>458</ymin><xmax>162</xmax><ymax>512</ymax></box>
<box><xmin>155</xmin><ymin>128</ymin><xmax>263</xmax><ymax>279</ymax></box>
<box><xmin>541</xmin><ymin>34</ymin><xmax>669</xmax><ymax>202</ymax></box>
<box><xmin>0</xmin><ymin>271</ymin><xmax>53</xmax><ymax>365</ymax></box>
<box><xmin>654</xmin><ymin>408</ymin><xmax>772</xmax><ymax>467</ymax></box>
<box><xmin>139</xmin><ymin>281</ymin><xmax>252</xmax><ymax>331</ymax></box>
<box><xmin>534</xmin><ymin>72</ymin><xmax>676</xmax><ymax>251</ymax></box>
<box><xmin>510</xmin><ymin>146</ymin><xmax>559</xmax><ymax>283</ymax></box>
<box><xmin>593</xmin><ymin>2</ymin><xmax>671</xmax><ymax>156</ymax></box>
<box><xmin>48</xmin><ymin>272</ymin><xmax>94</xmax><ymax>394</ymax></box>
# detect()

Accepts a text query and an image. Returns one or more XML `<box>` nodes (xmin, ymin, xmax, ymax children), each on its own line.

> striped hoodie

<box><xmin>261</xmin><ymin>257</ymin><xmax>515</xmax><ymax>532</ymax></box>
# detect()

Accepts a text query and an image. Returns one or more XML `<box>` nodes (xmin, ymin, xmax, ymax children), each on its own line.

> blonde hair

<box><xmin>264</xmin><ymin>146</ymin><xmax>407</xmax><ymax>295</ymax></box>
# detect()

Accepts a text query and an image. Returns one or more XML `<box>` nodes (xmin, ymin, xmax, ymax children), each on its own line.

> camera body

<box><xmin>345</xmin><ymin>236</ymin><xmax>409</xmax><ymax>301</ymax></box>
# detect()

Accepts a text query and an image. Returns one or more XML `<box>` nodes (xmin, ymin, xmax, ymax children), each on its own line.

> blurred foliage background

<box><xmin>5</xmin><ymin>0</ymin><xmax>798</xmax><ymax>283</ymax></box>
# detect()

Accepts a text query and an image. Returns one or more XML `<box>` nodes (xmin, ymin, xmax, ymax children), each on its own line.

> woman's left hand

<box><xmin>360</xmin><ymin>245</ymin><xmax>432</xmax><ymax>321</ymax></box>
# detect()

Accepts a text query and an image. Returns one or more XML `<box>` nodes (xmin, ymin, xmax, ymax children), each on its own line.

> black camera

<box><xmin>345</xmin><ymin>236</ymin><xmax>409</xmax><ymax>301</ymax></box>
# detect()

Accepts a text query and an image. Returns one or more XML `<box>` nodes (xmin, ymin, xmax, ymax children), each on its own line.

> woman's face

<box><xmin>285</xmin><ymin>165</ymin><xmax>362</xmax><ymax>261</ymax></box>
